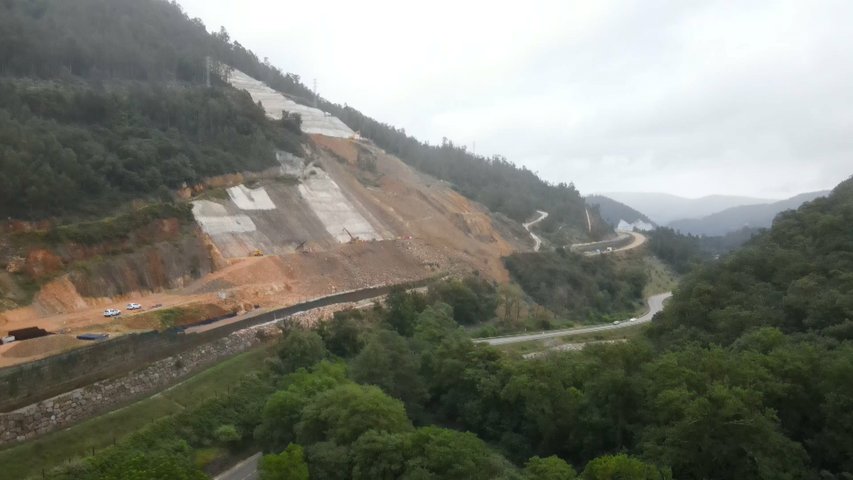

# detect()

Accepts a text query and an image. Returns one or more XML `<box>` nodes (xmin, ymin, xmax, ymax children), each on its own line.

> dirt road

<box><xmin>523</xmin><ymin>210</ymin><xmax>548</xmax><ymax>252</ymax></box>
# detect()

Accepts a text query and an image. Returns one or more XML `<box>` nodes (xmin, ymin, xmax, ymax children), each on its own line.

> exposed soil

<box><xmin>2</xmin><ymin>334</ymin><xmax>84</xmax><ymax>360</ymax></box>
<box><xmin>0</xmin><ymin>135</ymin><xmax>530</xmax><ymax>367</ymax></box>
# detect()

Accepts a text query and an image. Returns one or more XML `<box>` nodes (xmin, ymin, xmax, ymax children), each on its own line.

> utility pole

<box><xmin>313</xmin><ymin>78</ymin><xmax>318</xmax><ymax>109</ymax></box>
<box><xmin>205</xmin><ymin>56</ymin><xmax>211</xmax><ymax>88</ymax></box>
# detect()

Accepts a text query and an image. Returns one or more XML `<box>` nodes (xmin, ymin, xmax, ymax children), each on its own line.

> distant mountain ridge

<box><xmin>601</xmin><ymin>192</ymin><xmax>775</xmax><ymax>225</ymax></box>
<box><xmin>668</xmin><ymin>190</ymin><xmax>830</xmax><ymax>236</ymax></box>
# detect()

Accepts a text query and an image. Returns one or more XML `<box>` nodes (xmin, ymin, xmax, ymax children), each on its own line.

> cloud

<box><xmin>178</xmin><ymin>0</ymin><xmax>852</xmax><ymax>198</ymax></box>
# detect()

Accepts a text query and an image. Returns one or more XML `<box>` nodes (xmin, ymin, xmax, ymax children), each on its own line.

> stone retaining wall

<box><xmin>0</xmin><ymin>321</ymin><xmax>281</xmax><ymax>446</ymax></box>
<box><xmin>0</xmin><ymin>291</ymin><xmax>396</xmax><ymax>447</ymax></box>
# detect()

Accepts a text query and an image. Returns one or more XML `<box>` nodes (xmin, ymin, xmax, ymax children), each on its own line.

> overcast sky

<box><xmin>177</xmin><ymin>0</ymin><xmax>851</xmax><ymax>198</ymax></box>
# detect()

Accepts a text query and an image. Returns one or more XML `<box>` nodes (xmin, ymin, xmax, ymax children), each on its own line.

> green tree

<box><xmin>318</xmin><ymin>309</ymin><xmax>367</xmax><ymax>358</ymax></box>
<box><xmin>525</xmin><ymin>455</ymin><xmax>577</xmax><ymax>480</ymax></box>
<box><xmin>255</xmin><ymin>362</ymin><xmax>348</xmax><ymax>452</ymax></box>
<box><xmin>384</xmin><ymin>288</ymin><xmax>426</xmax><ymax>336</ymax></box>
<box><xmin>305</xmin><ymin>441</ymin><xmax>351</xmax><ymax>480</ymax></box>
<box><xmin>277</xmin><ymin>327</ymin><xmax>328</xmax><ymax>373</ymax></box>
<box><xmin>213</xmin><ymin>424</ymin><xmax>240</xmax><ymax>445</ymax></box>
<box><xmin>260</xmin><ymin>443</ymin><xmax>309</xmax><ymax>480</ymax></box>
<box><xmin>350</xmin><ymin>427</ymin><xmax>520</xmax><ymax>480</ymax></box>
<box><xmin>350</xmin><ymin>329</ymin><xmax>427</xmax><ymax>418</ymax></box>
<box><xmin>581</xmin><ymin>454</ymin><xmax>670</xmax><ymax>480</ymax></box>
<box><xmin>296</xmin><ymin>383</ymin><xmax>413</xmax><ymax>445</ymax></box>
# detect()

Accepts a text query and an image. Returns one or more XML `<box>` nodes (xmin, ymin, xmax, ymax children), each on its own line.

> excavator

<box><xmin>343</xmin><ymin>228</ymin><xmax>360</xmax><ymax>244</ymax></box>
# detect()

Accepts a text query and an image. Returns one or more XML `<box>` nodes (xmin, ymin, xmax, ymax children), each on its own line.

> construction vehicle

<box><xmin>250</xmin><ymin>249</ymin><xmax>264</xmax><ymax>257</ymax></box>
<box><xmin>343</xmin><ymin>228</ymin><xmax>360</xmax><ymax>244</ymax></box>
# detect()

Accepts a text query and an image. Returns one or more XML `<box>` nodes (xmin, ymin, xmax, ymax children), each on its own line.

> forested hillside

<box><xmin>0</xmin><ymin>80</ymin><xmax>299</xmax><ymax>218</ymax></box>
<box><xmin>505</xmin><ymin>249</ymin><xmax>647</xmax><ymax>320</ymax></box>
<box><xmin>0</xmin><ymin>0</ymin><xmax>304</xmax><ymax>219</ymax></box>
<box><xmin>586</xmin><ymin>194</ymin><xmax>653</xmax><ymax>227</ymax></box>
<box><xmin>651</xmin><ymin>176</ymin><xmax>853</xmax><ymax>345</ymax></box>
<box><xmin>0</xmin><ymin>0</ymin><xmax>602</xmax><ymax>239</ymax></box>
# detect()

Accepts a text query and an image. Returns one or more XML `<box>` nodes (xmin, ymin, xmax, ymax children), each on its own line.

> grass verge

<box><xmin>0</xmin><ymin>344</ymin><xmax>276</xmax><ymax>479</ymax></box>
<box><xmin>496</xmin><ymin>322</ymin><xmax>649</xmax><ymax>356</ymax></box>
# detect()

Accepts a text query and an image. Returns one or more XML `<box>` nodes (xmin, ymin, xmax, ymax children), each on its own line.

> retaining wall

<box><xmin>0</xmin><ymin>321</ymin><xmax>279</xmax><ymax>445</ymax></box>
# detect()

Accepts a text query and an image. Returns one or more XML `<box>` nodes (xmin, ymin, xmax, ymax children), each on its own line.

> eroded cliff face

<box><xmin>1</xmin><ymin>218</ymin><xmax>215</xmax><ymax>315</ymax></box>
<box><xmin>66</xmin><ymin>232</ymin><xmax>213</xmax><ymax>299</ymax></box>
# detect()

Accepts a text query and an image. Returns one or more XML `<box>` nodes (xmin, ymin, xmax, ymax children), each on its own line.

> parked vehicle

<box><xmin>127</xmin><ymin>303</ymin><xmax>142</xmax><ymax>310</ymax></box>
<box><xmin>103</xmin><ymin>308</ymin><xmax>121</xmax><ymax>317</ymax></box>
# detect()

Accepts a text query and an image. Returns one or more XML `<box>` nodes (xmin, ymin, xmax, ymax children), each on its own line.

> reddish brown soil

<box><xmin>0</xmin><ymin>136</ymin><xmax>529</xmax><ymax>366</ymax></box>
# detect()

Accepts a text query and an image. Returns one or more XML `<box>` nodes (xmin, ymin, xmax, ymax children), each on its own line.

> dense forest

<box><xmin>647</xmin><ymin>226</ymin><xmax>764</xmax><ymax>274</ymax></box>
<box><xmin>41</xmin><ymin>177</ymin><xmax>853</xmax><ymax>480</ymax></box>
<box><xmin>504</xmin><ymin>249</ymin><xmax>647</xmax><ymax>320</ymax></box>
<box><xmin>0</xmin><ymin>0</ymin><xmax>605</xmax><ymax>239</ymax></box>
<box><xmin>650</xmin><ymin>176</ymin><xmax>853</xmax><ymax>346</ymax></box>
<box><xmin>0</xmin><ymin>0</ymin><xmax>306</xmax><ymax>219</ymax></box>
<box><xmin>0</xmin><ymin>80</ymin><xmax>300</xmax><ymax>218</ymax></box>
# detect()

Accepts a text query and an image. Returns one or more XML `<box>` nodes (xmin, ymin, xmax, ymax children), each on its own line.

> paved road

<box><xmin>612</xmin><ymin>230</ymin><xmax>647</xmax><ymax>253</ymax></box>
<box><xmin>475</xmin><ymin>292</ymin><xmax>672</xmax><ymax>346</ymax></box>
<box><xmin>570</xmin><ymin>230</ymin><xmax>647</xmax><ymax>256</ymax></box>
<box><xmin>215</xmin><ymin>452</ymin><xmax>261</xmax><ymax>480</ymax></box>
<box><xmin>523</xmin><ymin>210</ymin><xmax>549</xmax><ymax>252</ymax></box>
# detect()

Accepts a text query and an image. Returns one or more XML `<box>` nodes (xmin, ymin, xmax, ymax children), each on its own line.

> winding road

<box><xmin>215</xmin><ymin>452</ymin><xmax>261</xmax><ymax>480</ymax></box>
<box><xmin>570</xmin><ymin>230</ymin><xmax>647</xmax><ymax>256</ymax></box>
<box><xmin>523</xmin><ymin>210</ymin><xmax>549</xmax><ymax>252</ymax></box>
<box><xmin>474</xmin><ymin>291</ymin><xmax>672</xmax><ymax>346</ymax></box>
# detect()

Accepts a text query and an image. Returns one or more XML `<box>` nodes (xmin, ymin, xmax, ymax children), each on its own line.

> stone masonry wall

<box><xmin>0</xmin><ymin>321</ymin><xmax>281</xmax><ymax>446</ymax></box>
<box><xmin>0</xmin><ymin>296</ymin><xmax>377</xmax><ymax>447</ymax></box>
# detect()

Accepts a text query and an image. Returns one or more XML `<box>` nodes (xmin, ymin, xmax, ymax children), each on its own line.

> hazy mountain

<box><xmin>668</xmin><ymin>190</ymin><xmax>830</xmax><ymax>236</ymax></box>
<box><xmin>585</xmin><ymin>194</ymin><xmax>654</xmax><ymax>227</ymax></box>
<box><xmin>601</xmin><ymin>192</ymin><xmax>774</xmax><ymax>225</ymax></box>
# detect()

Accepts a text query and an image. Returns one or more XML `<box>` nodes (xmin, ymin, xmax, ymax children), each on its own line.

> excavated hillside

<box><xmin>0</xmin><ymin>70</ymin><xmax>531</xmax><ymax>366</ymax></box>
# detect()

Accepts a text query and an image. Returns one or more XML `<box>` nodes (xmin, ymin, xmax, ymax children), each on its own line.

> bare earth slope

<box><xmin>0</xmin><ymin>71</ymin><xmax>528</xmax><ymax>365</ymax></box>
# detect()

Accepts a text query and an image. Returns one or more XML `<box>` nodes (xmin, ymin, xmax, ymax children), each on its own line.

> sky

<box><xmin>176</xmin><ymin>0</ymin><xmax>852</xmax><ymax>198</ymax></box>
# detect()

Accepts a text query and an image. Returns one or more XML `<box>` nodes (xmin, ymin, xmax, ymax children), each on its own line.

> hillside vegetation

<box><xmin>505</xmin><ymin>249</ymin><xmax>647</xmax><ymax>321</ymax></box>
<box><xmin>0</xmin><ymin>0</ymin><xmax>602</xmax><ymax>241</ymax></box>
<box><xmin>24</xmin><ymin>178</ymin><xmax>853</xmax><ymax>479</ymax></box>
<box><xmin>586</xmin><ymin>194</ymin><xmax>653</xmax><ymax>226</ymax></box>
<box><xmin>0</xmin><ymin>0</ymin><xmax>305</xmax><ymax>219</ymax></box>
<box><xmin>650</xmin><ymin>177</ymin><xmax>853</xmax><ymax>345</ymax></box>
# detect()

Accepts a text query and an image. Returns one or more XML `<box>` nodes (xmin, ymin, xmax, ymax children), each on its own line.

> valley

<box><xmin>1</xmin><ymin>1</ymin><xmax>850</xmax><ymax>479</ymax></box>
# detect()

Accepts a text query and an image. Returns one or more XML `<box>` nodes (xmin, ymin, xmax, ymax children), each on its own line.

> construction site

<box><xmin>0</xmin><ymin>68</ymin><xmax>532</xmax><ymax>368</ymax></box>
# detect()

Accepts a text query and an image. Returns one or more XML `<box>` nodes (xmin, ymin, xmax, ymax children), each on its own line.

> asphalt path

<box><xmin>215</xmin><ymin>452</ymin><xmax>261</xmax><ymax>480</ymax></box>
<box><xmin>571</xmin><ymin>230</ymin><xmax>647</xmax><ymax>256</ymax></box>
<box><xmin>475</xmin><ymin>291</ymin><xmax>672</xmax><ymax>346</ymax></box>
<box><xmin>523</xmin><ymin>210</ymin><xmax>549</xmax><ymax>252</ymax></box>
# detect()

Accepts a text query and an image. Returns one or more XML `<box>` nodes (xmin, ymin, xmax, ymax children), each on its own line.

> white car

<box><xmin>127</xmin><ymin>303</ymin><xmax>142</xmax><ymax>310</ymax></box>
<box><xmin>612</xmin><ymin>320</ymin><xmax>621</xmax><ymax>325</ymax></box>
<box><xmin>629</xmin><ymin>317</ymin><xmax>637</xmax><ymax>322</ymax></box>
<box><xmin>103</xmin><ymin>308</ymin><xmax>121</xmax><ymax>317</ymax></box>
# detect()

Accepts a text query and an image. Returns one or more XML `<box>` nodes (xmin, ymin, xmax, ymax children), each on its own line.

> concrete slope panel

<box><xmin>192</xmin><ymin>201</ymin><xmax>257</xmax><ymax>234</ymax></box>
<box><xmin>298</xmin><ymin>170</ymin><xmax>384</xmax><ymax>243</ymax></box>
<box><xmin>228</xmin><ymin>69</ymin><xmax>354</xmax><ymax>138</ymax></box>
<box><xmin>228</xmin><ymin>185</ymin><xmax>276</xmax><ymax>210</ymax></box>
